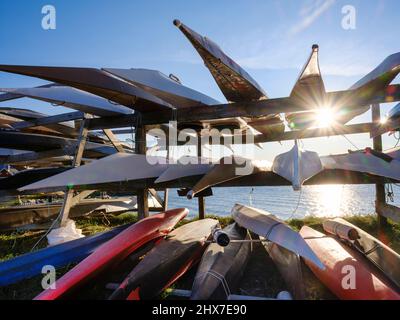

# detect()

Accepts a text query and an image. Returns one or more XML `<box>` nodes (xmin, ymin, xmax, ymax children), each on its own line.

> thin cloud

<box><xmin>289</xmin><ymin>0</ymin><xmax>336</xmax><ymax>36</ymax></box>
<box><xmin>321</xmin><ymin>64</ymin><xmax>372</xmax><ymax>77</ymax></box>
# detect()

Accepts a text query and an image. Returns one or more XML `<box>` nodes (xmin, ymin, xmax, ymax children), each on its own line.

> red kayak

<box><xmin>35</xmin><ymin>208</ymin><xmax>188</xmax><ymax>300</ymax></box>
<box><xmin>300</xmin><ymin>226</ymin><xmax>400</xmax><ymax>300</ymax></box>
<box><xmin>108</xmin><ymin>219</ymin><xmax>219</xmax><ymax>300</ymax></box>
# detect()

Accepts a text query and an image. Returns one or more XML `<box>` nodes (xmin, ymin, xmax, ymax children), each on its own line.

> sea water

<box><xmin>167</xmin><ymin>184</ymin><xmax>400</xmax><ymax>220</ymax></box>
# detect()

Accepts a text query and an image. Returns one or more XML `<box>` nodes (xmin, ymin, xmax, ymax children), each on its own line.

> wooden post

<box><xmin>103</xmin><ymin>129</ymin><xmax>126</xmax><ymax>153</ymax></box>
<box><xmin>135</xmin><ymin>122</ymin><xmax>149</xmax><ymax>219</ymax></box>
<box><xmin>163</xmin><ymin>189</ymin><xmax>169</xmax><ymax>211</ymax></box>
<box><xmin>371</xmin><ymin>104</ymin><xmax>388</xmax><ymax>230</ymax></box>
<box><xmin>59</xmin><ymin>115</ymin><xmax>90</xmax><ymax>227</ymax></box>
<box><xmin>163</xmin><ymin>131</ymin><xmax>170</xmax><ymax>211</ymax></box>
<box><xmin>197</xmin><ymin>134</ymin><xmax>205</xmax><ymax>219</ymax></box>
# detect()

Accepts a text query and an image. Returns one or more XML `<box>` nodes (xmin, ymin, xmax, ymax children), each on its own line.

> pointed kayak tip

<box><xmin>173</xmin><ymin>19</ymin><xmax>182</xmax><ymax>27</ymax></box>
<box><xmin>186</xmin><ymin>190</ymin><xmax>194</xmax><ymax>200</ymax></box>
<box><xmin>315</xmin><ymin>259</ymin><xmax>326</xmax><ymax>271</ymax></box>
<box><xmin>307</xmin><ymin>255</ymin><xmax>325</xmax><ymax>271</ymax></box>
<box><xmin>312</xmin><ymin>44</ymin><xmax>319</xmax><ymax>51</ymax></box>
<box><xmin>292</xmin><ymin>182</ymin><xmax>301</xmax><ymax>191</ymax></box>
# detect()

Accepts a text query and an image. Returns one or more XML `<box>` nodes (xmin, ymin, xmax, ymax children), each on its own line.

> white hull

<box><xmin>231</xmin><ymin>203</ymin><xmax>324</xmax><ymax>270</ymax></box>
<box><xmin>0</xmin><ymin>87</ymin><xmax>133</xmax><ymax>117</ymax></box>
<box><xmin>272</xmin><ymin>142</ymin><xmax>322</xmax><ymax>190</ymax></box>
<box><xmin>20</xmin><ymin>154</ymin><xmax>168</xmax><ymax>191</ymax></box>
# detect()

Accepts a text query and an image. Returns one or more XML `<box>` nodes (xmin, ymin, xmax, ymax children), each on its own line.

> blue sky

<box><xmin>0</xmin><ymin>0</ymin><xmax>399</xmax><ymax>160</ymax></box>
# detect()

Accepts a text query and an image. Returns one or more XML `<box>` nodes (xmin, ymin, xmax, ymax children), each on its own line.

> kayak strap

<box><xmin>265</xmin><ymin>222</ymin><xmax>282</xmax><ymax>240</ymax></box>
<box><xmin>200</xmin><ymin>270</ymin><xmax>231</xmax><ymax>298</ymax></box>
<box><xmin>364</xmin><ymin>243</ymin><xmax>381</xmax><ymax>256</ymax></box>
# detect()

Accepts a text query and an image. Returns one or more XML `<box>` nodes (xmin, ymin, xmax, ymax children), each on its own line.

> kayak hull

<box><xmin>324</xmin><ymin>218</ymin><xmax>400</xmax><ymax>289</ymax></box>
<box><xmin>300</xmin><ymin>226</ymin><xmax>400</xmax><ymax>300</ymax></box>
<box><xmin>0</xmin><ymin>224</ymin><xmax>131</xmax><ymax>287</ymax></box>
<box><xmin>263</xmin><ymin>242</ymin><xmax>306</xmax><ymax>300</ymax></box>
<box><xmin>34</xmin><ymin>208</ymin><xmax>188</xmax><ymax>300</ymax></box>
<box><xmin>109</xmin><ymin>218</ymin><xmax>219</xmax><ymax>300</ymax></box>
<box><xmin>191</xmin><ymin>223</ymin><xmax>251</xmax><ymax>300</ymax></box>
<box><xmin>231</xmin><ymin>204</ymin><xmax>324</xmax><ymax>269</ymax></box>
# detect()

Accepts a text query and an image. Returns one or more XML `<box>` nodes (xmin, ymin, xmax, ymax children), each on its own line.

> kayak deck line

<box><xmin>231</xmin><ymin>203</ymin><xmax>326</xmax><ymax>270</ymax></box>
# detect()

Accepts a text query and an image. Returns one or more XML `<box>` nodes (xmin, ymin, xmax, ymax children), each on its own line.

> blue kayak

<box><xmin>387</xmin><ymin>103</ymin><xmax>400</xmax><ymax>121</ymax></box>
<box><xmin>0</xmin><ymin>223</ymin><xmax>130</xmax><ymax>287</ymax></box>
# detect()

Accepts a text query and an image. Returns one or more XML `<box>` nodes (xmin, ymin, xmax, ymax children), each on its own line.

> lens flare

<box><xmin>315</xmin><ymin>107</ymin><xmax>335</xmax><ymax>128</ymax></box>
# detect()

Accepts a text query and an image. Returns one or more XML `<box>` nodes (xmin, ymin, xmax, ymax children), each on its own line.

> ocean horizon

<box><xmin>167</xmin><ymin>184</ymin><xmax>400</xmax><ymax>220</ymax></box>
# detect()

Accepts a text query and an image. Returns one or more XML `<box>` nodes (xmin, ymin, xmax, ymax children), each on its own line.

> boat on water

<box><xmin>34</xmin><ymin>208</ymin><xmax>188</xmax><ymax>300</ymax></box>
<box><xmin>108</xmin><ymin>218</ymin><xmax>219</xmax><ymax>300</ymax></box>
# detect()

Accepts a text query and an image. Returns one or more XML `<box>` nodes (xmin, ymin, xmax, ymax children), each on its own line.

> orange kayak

<box><xmin>35</xmin><ymin>208</ymin><xmax>188</xmax><ymax>300</ymax></box>
<box><xmin>299</xmin><ymin>226</ymin><xmax>400</xmax><ymax>300</ymax></box>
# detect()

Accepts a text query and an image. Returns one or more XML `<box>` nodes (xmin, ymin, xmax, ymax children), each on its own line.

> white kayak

<box><xmin>104</xmin><ymin>68</ymin><xmax>220</xmax><ymax>108</ymax></box>
<box><xmin>0</xmin><ymin>87</ymin><xmax>133</xmax><ymax>117</ymax></box>
<box><xmin>321</xmin><ymin>147</ymin><xmax>400</xmax><ymax>181</ymax></box>
<box><xmin>188</xmin><ymin>156</ymin><xmax>271</xmax><ymax>198</ymax></box>
<box><xmin>272</xmin><ymin>142</ymin><xmax>323</xmax><ymax>190</ymax></box>
<box><xmin>155</xmin><ymin>156</ymin><xmax>212</xmax><ymax>184</ymax></box>
<box><xmin>231</xmin><ymin>203</ymin><xmax>325</xmax><ymax>270</ymax></box>
<box><xmin>19</xmin><ymin>154</ymin><xmax>168</xmax><ymax>192</ymax></box>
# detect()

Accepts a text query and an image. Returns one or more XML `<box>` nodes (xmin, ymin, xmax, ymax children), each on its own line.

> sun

<box><xmin>315</xmin><ymin>107</ymin><xmax>335</xmax><ymax>128</ymax></box>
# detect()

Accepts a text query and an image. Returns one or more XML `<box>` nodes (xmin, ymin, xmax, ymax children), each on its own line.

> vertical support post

<box><xmin>135</xmin><ymin>122</ymin><xmax>149</xmax><ymax>219</ymax></box>
<box><xmin>163</xmin><ymin>129</ymin><xmax>169</xmax><ymax>211</ymax></box>
<box><xmin>163</xmin><ymin>189</ymin><xmax>169</xmax><ymax>211</ymax></box>
<box><xmin>371</xmin><ymin>104</ymin><xmax>388</xmax><ymax>230</ymax></box>
<box><xmin>103</xmin><ymin>129</ymin><xmax>126</xmax><ymax>153</ymax></box>
<box><xmin>197</xmin><ymin>133</ymin><xmax>205</xmax><ymax>219</ymax></box>
<box><xmin>59</xmin><ymin>115</ymin><xmax>90</xmax><ymax>227</ymax></box>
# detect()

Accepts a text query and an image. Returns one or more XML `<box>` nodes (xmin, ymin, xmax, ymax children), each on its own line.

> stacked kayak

<box><xmin>34</xmin><ymin>208</ymin><xmax>188</xmax><ymax>300</ymax></box>
<box><xmin>323</xmin><ymin>218</ymin><xmax>400</xmax><ymax>289</ymax></box>
<box><xmin>190</xmin><ymin>223</ymin><xmax>252</xmax><ymax>300</ymax></box>
<box><xmin>231</xmin><ymin>203</ymin><xmax>324</xmax><ymax>270</ymax></box>
<box><xmin>300</xmin><ymin>226</ymin><xmax>400</xmax><ymax>300</ymax></box>
<box><xmin>109</xmin><ymin>218</ymin><xmax>219</xmax><ymax>300</ymax></box>
<box><xmin>263</xmin><ymin>242</ymin><xmax>306</xmax><ymax>300</ymax></box>
<box><xmin>0</xmin><ymin>223</ymin><xmax>130</xmax><ymax>287</ymax></box>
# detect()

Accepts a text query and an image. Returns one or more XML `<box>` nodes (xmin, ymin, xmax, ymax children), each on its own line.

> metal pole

<box><xmin>371</xmin><ymin>104</ymin><xmax>388</xmax><ymax>230</ymax></box>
